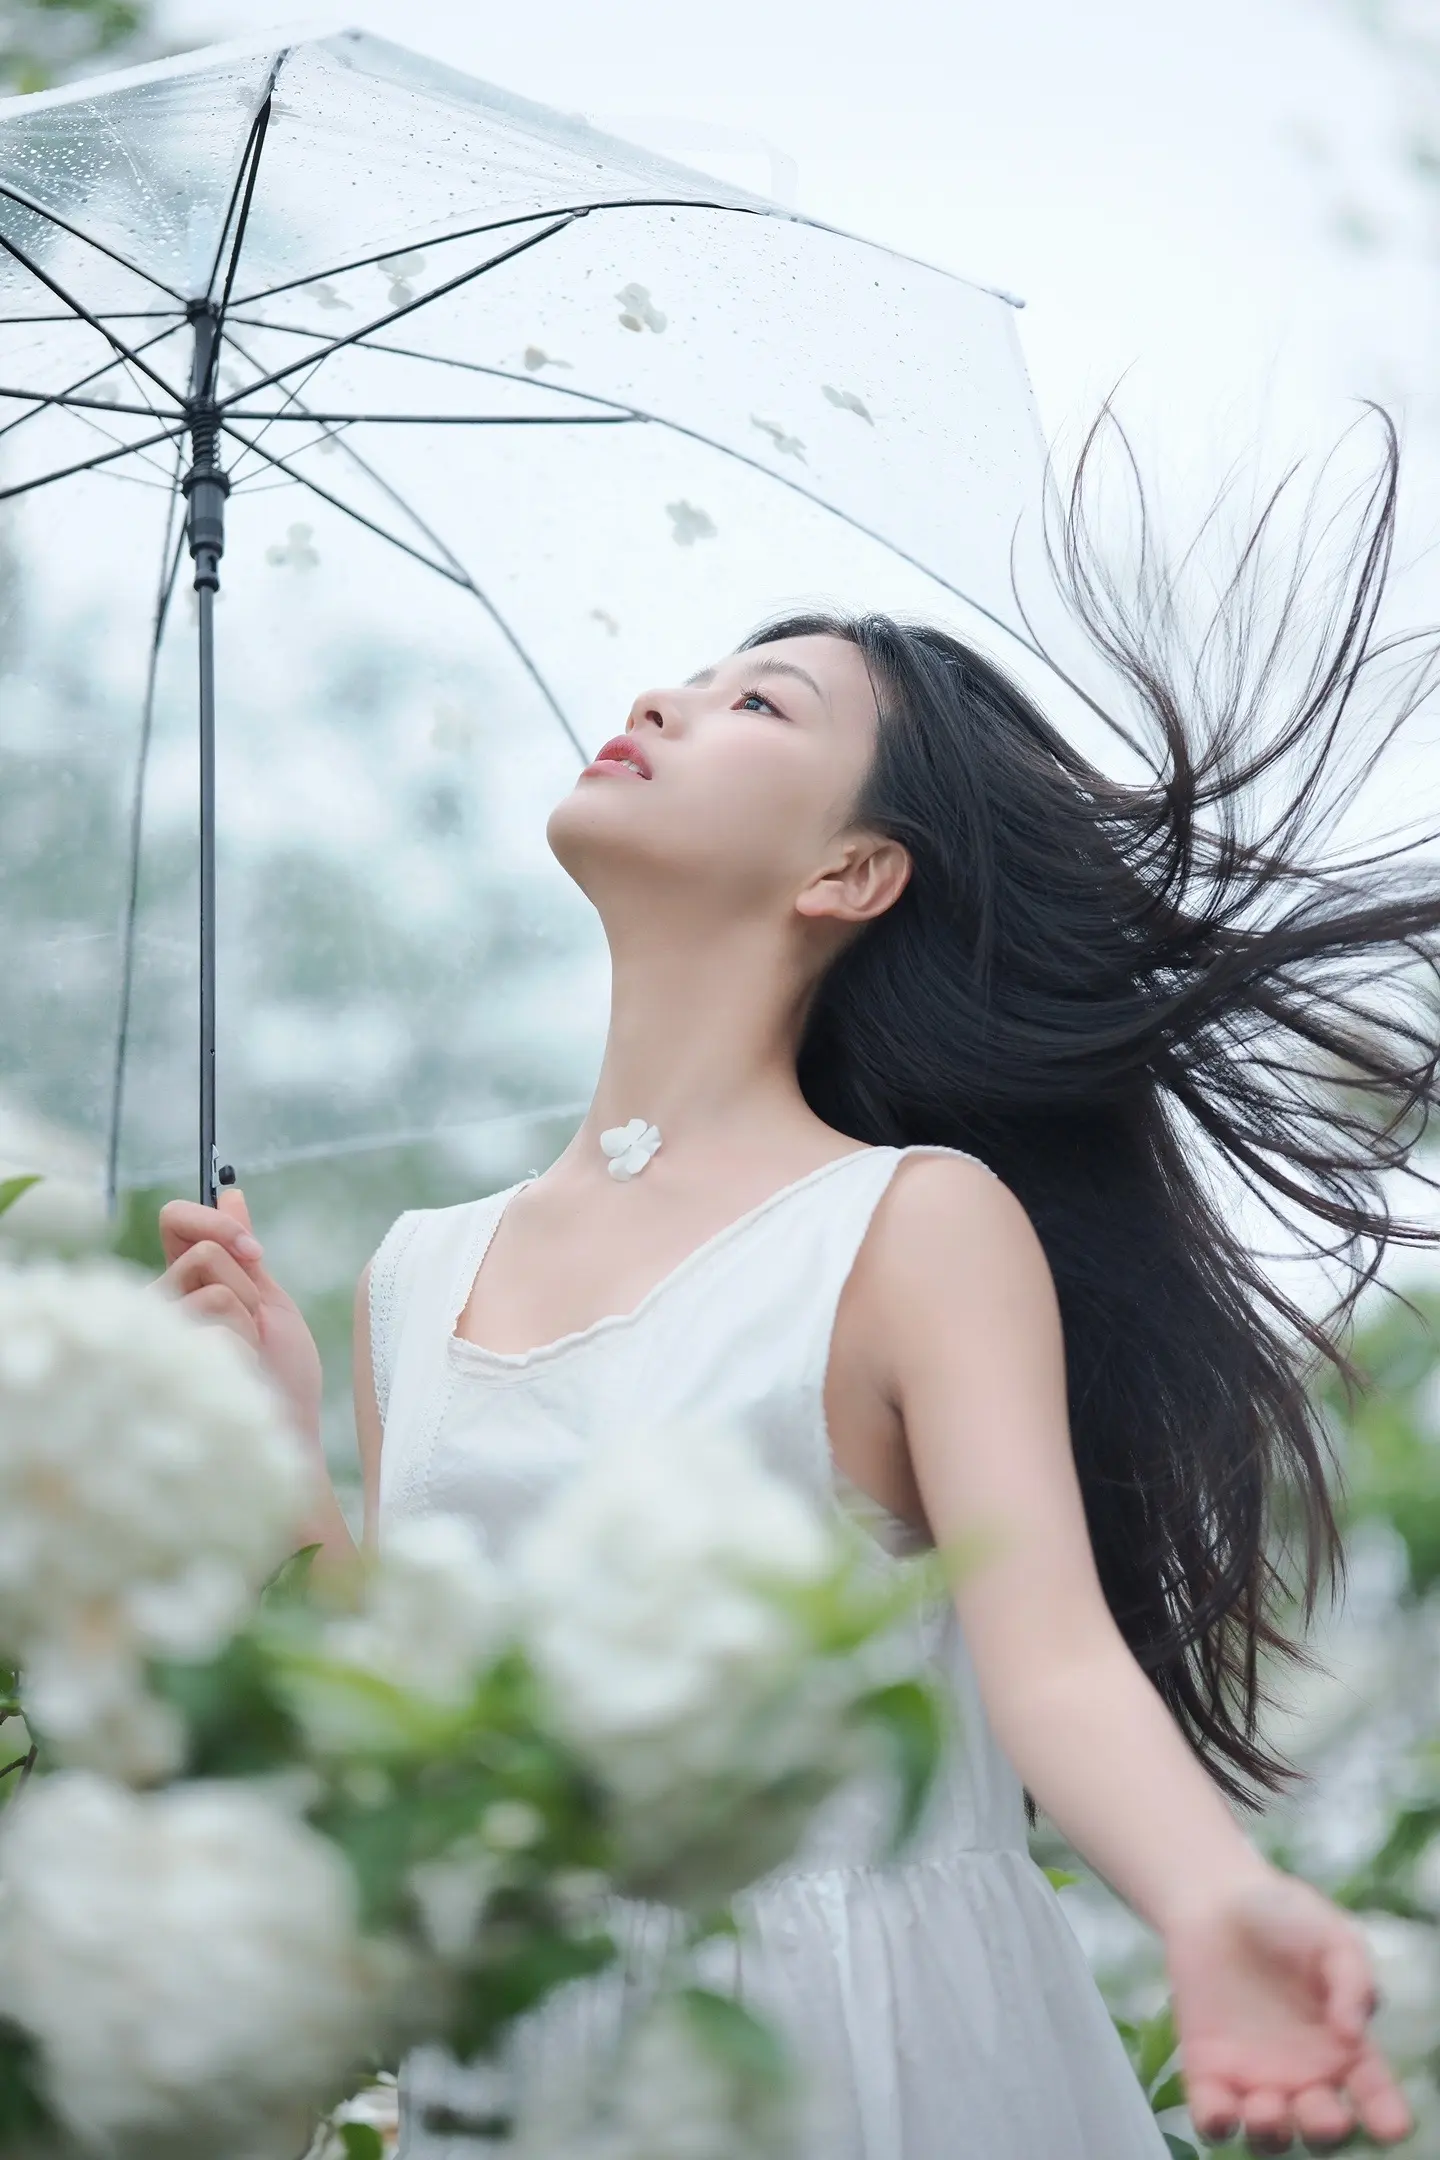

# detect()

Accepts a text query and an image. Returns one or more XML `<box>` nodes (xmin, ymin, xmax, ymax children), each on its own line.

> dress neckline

<box><xmin>448</xmin><ymin>1143</ymin><xmax>889</xmax><ymax>1372</ymax></box>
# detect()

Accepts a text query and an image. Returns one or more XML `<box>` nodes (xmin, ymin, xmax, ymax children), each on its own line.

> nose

<box><xmin>625</xmin><ymin>686</ymin><xmax>684</xmax><ymax>735</ymax></box>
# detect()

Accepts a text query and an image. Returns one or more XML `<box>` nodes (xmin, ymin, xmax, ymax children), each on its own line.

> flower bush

<box><xmin>0</xmin><ymin>1218</ymin><xmax>944</xmax><ymax>2160</ymax></box>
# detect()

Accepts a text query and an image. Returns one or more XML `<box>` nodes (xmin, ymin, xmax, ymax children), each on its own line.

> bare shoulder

<box><xmin>855</xmin><ymin>1150</ymin><xmax>1058</xmax><ymax>1332</ymax></box>
<box><xmin>874</xmin><ymin>1150</ymin><xmax>1046</xmax><ymax>1263</ymax></box>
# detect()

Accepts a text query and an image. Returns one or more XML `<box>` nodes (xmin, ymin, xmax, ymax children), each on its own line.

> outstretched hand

<box><xmin>1165</xmin><ymin>1867</ymin><xmax>1412</xmax><ymax>2152</ymax></box>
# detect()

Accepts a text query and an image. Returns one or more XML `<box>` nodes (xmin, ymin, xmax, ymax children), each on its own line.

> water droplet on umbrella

<box><xmin>665</xmin><ymin>501</ymin><xmax>715</xmax><ymax>546</ymax></box>
<box><xmin>524</xmin><ymin>345</ymin><xmax>572</xmax><ymax>372</ymax></box>
<box><xmin>751</xmin><ymin>414</ymin><xmax>806</xmax><ymax>461</ymax></box>
<box><xmin>615</xmin><ymin>282</ymin><xmax>666</xmax><ymax>333</ymax></box>
<box><xmin>822</xmin><ymin>384</ymin><xmax>873</xmax><ymax>424</ymax></box>
<box><xmin>589</xmin><ymin>607</ymin><xmax>620</xmax><ymax>636</ymax></box>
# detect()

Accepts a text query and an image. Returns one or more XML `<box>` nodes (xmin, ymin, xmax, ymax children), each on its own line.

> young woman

<box><xmin>159</xmin><ymin>420</ymin><xmax>1438</xmax><ymax>2157</ymax></box>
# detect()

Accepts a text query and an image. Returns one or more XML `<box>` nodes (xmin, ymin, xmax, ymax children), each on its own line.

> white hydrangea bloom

<box><xmin>322</xmin><ymin>1514</ymin><xmax>512</xmax><ymax>1706</ymax></box>
<box><xmin>513</xmin><ymin>1424</ymin><xmax>831</xmax><ymax>1801</ymax></box>
<box><xmin>0</xmin><ymin>1258</ymin><xmax>309</xmax><ymax>1773</ymax></box>
<box><xmin>549</xmin><ymin>1994</ymin><xmax>793</xmax><ymax>2160</ymax></box>
<box><xmin>509</xmin><ymin>1423</ymin><xmax>866</xmax><ymax>1904</ymax></box>
<box><xmin>0</xmin><ymin>1771</ymin><xmax>394</xmax><ymax>2160</ymax></box>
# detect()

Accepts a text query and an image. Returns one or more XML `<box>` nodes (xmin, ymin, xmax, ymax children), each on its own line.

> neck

<box><xmin>561</xmin><ymin>913</ymin><xmax>822</xmax><ymax>1175</ymax></box>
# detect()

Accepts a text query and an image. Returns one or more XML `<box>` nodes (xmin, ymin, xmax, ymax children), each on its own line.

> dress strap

<box><xmin>367</xmin><ymin>1210</ymin><xmax>423</xmax><ymax>1426</ymax></box>
<box><xmin>370</xmin><ymin>1186</ymin><xmax>519</xmax><ymax>1523</ymax></box>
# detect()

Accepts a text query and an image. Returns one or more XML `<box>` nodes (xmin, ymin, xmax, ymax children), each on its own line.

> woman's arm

<box><xmin>866</xmin><ymin>1155</ymin><xmax>1412</xmax><ymax>2149</ymax></box>
<box><xmin>866</xmin><ymin>1153</ymin><xmax>1265</xmax><ymax>1931</ymax></box>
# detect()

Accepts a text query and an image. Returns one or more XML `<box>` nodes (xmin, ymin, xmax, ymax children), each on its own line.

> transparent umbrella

<box><xmin>0</xmin><ymin>28</ymin><xmax>1049</xmax><ymax>1214</ymax></box>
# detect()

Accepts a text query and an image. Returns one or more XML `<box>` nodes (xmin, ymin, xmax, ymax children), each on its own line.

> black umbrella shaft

<box><xmin>184</xmin><ymin>304</ymin><xmax>232</xmax><ymax>1210</ymax></box>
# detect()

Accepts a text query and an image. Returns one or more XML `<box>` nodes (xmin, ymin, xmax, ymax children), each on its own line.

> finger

<box><xmin>158</xmin><ymin>1196</ymin><xmax>263</xmax><ymax>1268</ymax></box>
<box><xmin>1291</xmin><ymin>2083</ymin><xmax>1355</xmax><ymax>2147</ymax></box>
<box><xmin>1321</xmin><ymin>1927</ymin><xmax>1377</xmax><ymax>2045</ymax></box>
<box><xmin>182</xmin><ymin>1281</ymin><xmax>261</xmax><ymax>1351</ymax></box>
<box><xmin>1186</xmin><ymin>2076</ymin><xmax>1243</xmax><ymax>2143</ymax></box>
<box><xmin>216</xmin><ymin>1185</ymin><xmax>256</xmax><ymax>1239</ymax></box>
<box><xmin>163</xmin><ymin>1241</ymin><xmax>263</xmax><ymax>1318</ymax></box>
<box><xmin>1345</xmin><ymin>2044</ymin><xmax>1414</xmax><ymax>2144</ymax></box>
<box><xmin>1241</xmin><ymin>2090</ymin><xmax>1294</xmax><ymax>2152</ymax></box>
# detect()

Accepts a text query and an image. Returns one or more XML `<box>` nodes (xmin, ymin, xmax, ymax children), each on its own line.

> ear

<box><xmin>794</xmin><ymin>834</ymin><xmax>912</xmax><ymax>929</ymax></box>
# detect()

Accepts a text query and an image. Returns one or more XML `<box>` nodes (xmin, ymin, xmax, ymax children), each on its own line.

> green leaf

<box><xmin>447</xmin><ymin>1931</ymin><xmax>616</xmax><ymax>2059</ymax></box>
<box><xmin>339</xmin><ymin>2123</ymin><xmax>384</xmax><ymax>2160</ymax></box>
<box><xmin>108</xmin><ymin>1182</ymin><xmax>168</xmax><ymax>1272</ymax></box>
<box><xmin>261</xmin><ymin>1544</ymin><xmax>322</xmax><ymax>1611</ymax></box>
<box><xmin>852</xmin><ymin>1680</ymin><xmax>945</xmax><ymax>1851</ymax></box>
<box><xmin>0</xmin><ymin>2015</ymin><xmax>57</xmax><ymax>2143</ymax></box>
<box><xmin>1162</xmin><ymin>2138</ymin><xmax>1198</xmax><ymax>2160</ymax></box>
<box><xmin>1136</xmin><ymin>2000</ymin><xmax>1179</xmax><ymax>2090</ymax></box>
<box><xmin>678</xmin><ymin>1987</ymin><xmax>793</xmax><ymax>2096</ymax></box>
<box><xmin>148</xmin><ymin>1632</ymin><xmax>303</xmax><ymax>1778</ymax></box>
<box><xmin>1043</xmin><ymin>1865</ymin><xmax>1080</xmax><ymax>1891</ymax></box>
<box><xmin>1149</xmin><ymin>2070</ymin><xmax>1187</xmax><ymax>2112</ymax></box>
<box><xmin>0</xmin><ymin>1175</ymin><xmax>41</xmax><ymax>1220</ymax></box>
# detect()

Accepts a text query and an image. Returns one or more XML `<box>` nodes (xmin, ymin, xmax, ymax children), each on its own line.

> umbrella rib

<box><xmin>0</xmin><ymin>318</ymin><xmax>186</xmax><ymax>446</ymax></box>
<box><xmin>217</xmin><ymin>420</ymin><xmax>471</xmax><ymax>584</ymax></box>
<box><xmin>0</xmin><ymin>418</ymin><xmax>191</xmax><ymax>500</ymax></box>
<box><xmin>218</xmin><ymin>410</ymin><xmax>635</xmax><ymax>424</ymax></box>
<box><xmin>106</xmin><ymin>456</ymin><xmax>188</xmax><ymax>1216</ymax></box>
<box><xmin>208</xmin><ymin>64</ymin><xmax>284</xmax><ymax>309</ymax></box>
<box><xmin>0</xmin><ymin>227</ymin><xmax>182</xmax><ymax>405</ymax></box>
<box><xmin>217</xmin><ymin>418</ymin><xmax>588</xmax><ymax>760</ymax></box>
<box><xmin>227</xmin><ymin>194</ymin><xmax>775</xmax><ymax>311</ymax></box>
<box><xmin>0</xmin><ymin>176</ymin><xmax>186</xmax><ymax>302</ymax></box>
<box><xmin>217</xmin><ymin>214</ymin><xmax>583</xmax><ymax>407</ymax></box>
<box><xmin>351</xmin><ymin>337</ymin><xmax>646</xmax><ymax>418</ymax></box>
<box><xmin>220</xmin><ymin>352</ymin><xmax>333</xmax><ymax>485</ymax></box>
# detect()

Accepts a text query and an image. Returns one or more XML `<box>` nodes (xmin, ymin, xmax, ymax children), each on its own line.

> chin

<box><xmin>545</xmin><ymin>784</ymin><xmax>638</xmax><ymax>882</ymax></box>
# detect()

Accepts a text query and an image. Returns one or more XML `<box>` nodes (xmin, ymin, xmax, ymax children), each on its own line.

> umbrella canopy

<box><xmin>0</xmin><ymin>29</ymin><xmax>1049</xmax><ymax>1213</ymax></box>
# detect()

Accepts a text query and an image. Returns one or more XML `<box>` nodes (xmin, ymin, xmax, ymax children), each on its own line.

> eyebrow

<box><xmin>684</xmin><ymin>657</ymin><xmax>828</xmax><ymax>705</ymax></box>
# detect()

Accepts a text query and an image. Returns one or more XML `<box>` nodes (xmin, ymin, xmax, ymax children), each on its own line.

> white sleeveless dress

<box><xmin>371</xmin><ymin>1144</ymin><xmax>1172</xmax><ymax>2159</ymax></box>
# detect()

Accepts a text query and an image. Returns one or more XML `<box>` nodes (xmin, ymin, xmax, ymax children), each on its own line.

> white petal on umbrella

<box><xmin>822</xmin><ymin>384</ymin><xmax>875</xmax><ymax>425</ymax></box>
<box><xmin>524</xmin><ymin>345</ymin><xmax>573</xmax><ymax>372</ymax></box>
<box><xmin>616</xmin><ymin>281</ymin><xmax>668</xmax><ymax>333</ymax></box>
<box><xmin>751</xmin><ymin>415</ymin><xmax>806</xmax><ymax>461</ymax></box>
<box><xmin>266</xmin><ymin>523</ymin><xmax>320</xmax><ymax>571</ymax></box>
<box><xmin>666</xmin><ymin>501</ymin><xmax>717</xmax><ymax>546</ymax></box>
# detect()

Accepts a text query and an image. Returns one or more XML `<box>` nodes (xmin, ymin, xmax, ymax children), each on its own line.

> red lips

<box><xmin>589</xmin><ymin>734</ymin><xmax>653</xmax><ymax>778</ymax></box>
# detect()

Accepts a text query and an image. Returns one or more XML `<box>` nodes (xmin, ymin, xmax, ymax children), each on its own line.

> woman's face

<box><xmin>547</xmin><ymin>633</ymin><xmax>890</xmax><ymax>926</ymax></box>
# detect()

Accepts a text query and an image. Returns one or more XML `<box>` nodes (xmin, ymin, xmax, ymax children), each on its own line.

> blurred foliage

<box><xmin>0</xmin><ymin>0</ymin><xmax>162</xmax><ymax>97</ymax></box>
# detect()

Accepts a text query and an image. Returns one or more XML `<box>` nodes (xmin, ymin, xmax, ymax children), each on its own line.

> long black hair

<box><xmin>743</xmin><ymin>410</ymin><xmax>1440</xmax><ymax>1816</ymax></box>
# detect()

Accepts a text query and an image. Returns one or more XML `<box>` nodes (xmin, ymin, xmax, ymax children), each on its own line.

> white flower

<box><xmin>0</xmin><ymin>1258</ymin><xmax>310</xmax><ymax>1775</ymax></box>
<box><xmin>512</xmin><ymin>1424</ymin><xmax>857</xmax><ymax>1901</ymax></box>
<box><xmin>565</xmin><ymin>1994</ymin><xmax>794</xmax><ymax>2160</ymax></box>
<box><xmin>599</xmin><ymin>1120</ymin><xmax>662</xmax><ymax>1181</ymax></box>
<box><xmin>323</xmin><ymin>1515</ymin><xmax>512</xmax><ymax>1708</ymax></box>
<box><xmin>515</xmin><ymin>1425</ymin><xmax>828</xmax><ymax>1785</ymax></box>
<box><xmin>0</xmin><ymin>1771</ymin><xmax>394</xmax><ymax>2159</ymax></box>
